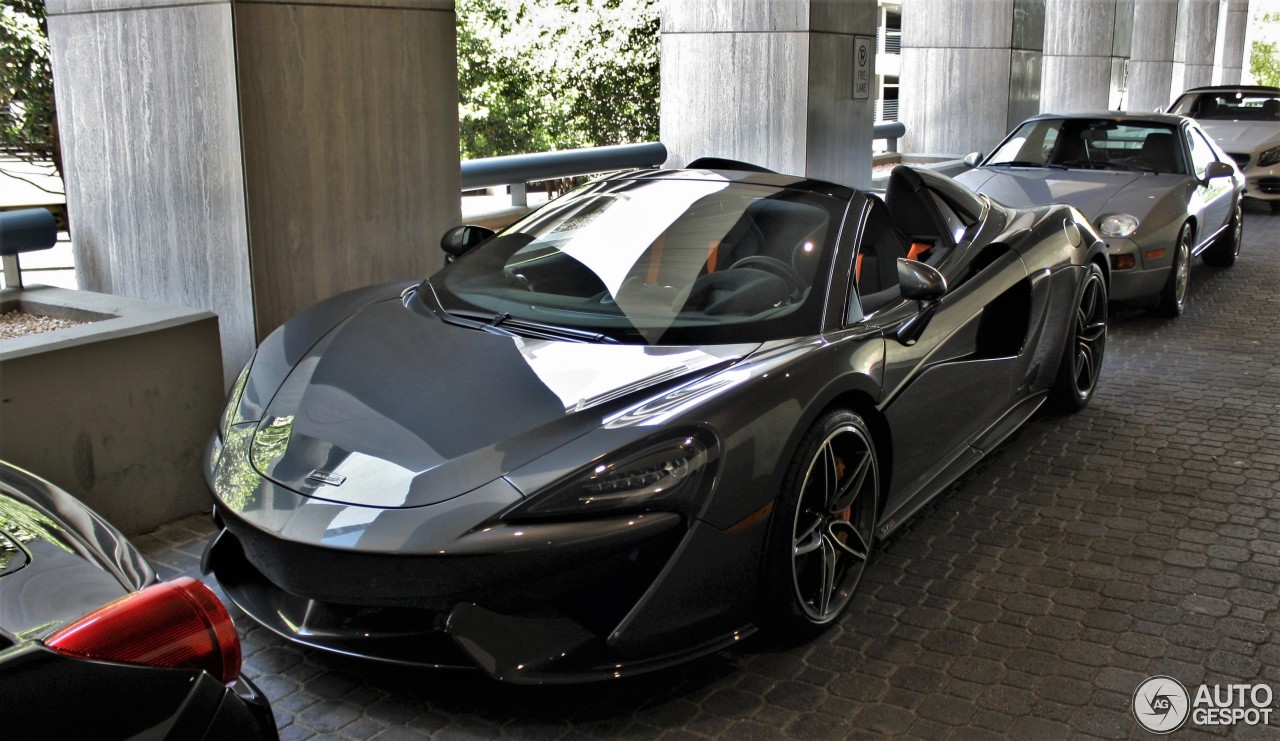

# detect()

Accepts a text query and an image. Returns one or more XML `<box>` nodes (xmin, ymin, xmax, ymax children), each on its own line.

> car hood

<box><xmin>251</xmin><ymin>299</ymin><xmax>757</xmax><ymax>509</ymax></box>
<box><xmin>1195</xmin><ymin>121</ymin><xmax>1280</xmax><ymax>153</ymax></box>
<box><xmin>955</xmin><ymin>168</ymin><xmax>1182</xmax><ymax>218</ymax></box>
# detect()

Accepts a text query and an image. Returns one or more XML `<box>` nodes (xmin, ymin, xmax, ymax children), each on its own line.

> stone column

<box><xmin>46</xmin><ymin>0</ymin><xmax>461</xmax><ymax>384</ymax></box>
<box><xmin>1127</xmin><ymin>0</ymin><xmax>1180</xmax><ymax>111</ymax></box>
<box><xmin>1041</xmin><ymin>0</ymin><xmax>1134</xmax><ymax>113</ymax></box>
<box><xmin>660</xmin><ymin>0</ymin><xmax>878</xmax><ymax>188</ymax></box>
<box><xmin>899</xmin><ymin>0</ymin><xmax>1042</xmax><ymax>157</ymax></box>
<box><xmin>1212</xmin><ymin>0</ymin><xmax>1249</xmax><ymax>84</ymax></box>
<box><xmin>1172</xmin><ymin>0</ymin><xmax>1222</xmax><ymax>92</ymax></box>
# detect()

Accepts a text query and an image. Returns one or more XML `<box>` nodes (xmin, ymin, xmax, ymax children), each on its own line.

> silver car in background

<box><xmin>957</xmin><ymin>113</ymin><xmax>1244</xmax><ymax>317</ymax></box>
<box><xmin>1168</xmin><ymin>85</ymin><xmax>1280</xmax><ymax>212</ymax></box>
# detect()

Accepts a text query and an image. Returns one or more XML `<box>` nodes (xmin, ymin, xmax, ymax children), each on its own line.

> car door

<box><xmin>849</xmin><ymin>195</ymin><xmax>1031</xmax><ymax>532</ymax></box>
<box><xmin>1186</xmin><ymin>125</ymin><xmax>1234</xmax><ymax>238</ymax></box>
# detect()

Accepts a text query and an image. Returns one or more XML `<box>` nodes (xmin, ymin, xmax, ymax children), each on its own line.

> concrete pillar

<box><xmin>660</xmin><ymin>0</ymin><xmax>878</xmax><ymax>188</ymax></box>
<box><xmin>899</xmin><ymin>0</ymin><xmax>1043</xmax><ymax>157</ymax></box>
<box><xmin>1213</xmin><ymin>0</ymin><xmax>1250</xmax><ymax>84</ymax></box>
<box><xmin>1173</xmin><ymin>0</ymin><xmax>1222</xmax><ymax>92</ymax></box>
<box><xmin>46</xmin><ymin>0</ymin><xmax>461</xmax><ymax>385</ymax></box>
<box><xmin>1127</xmin><ymin>0</ymin><xmax>1180</xmax><ymax>111</ymax></box>
<box><xmin>1042</xmin><ymin>0</ymin><xmax>1134</xmax><ymax>113</ymax></box>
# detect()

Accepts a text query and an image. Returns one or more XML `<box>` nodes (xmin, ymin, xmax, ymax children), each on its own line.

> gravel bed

<box><xmin>0</xmin><ymin>310</ymin><xmax>89</xmax><ymax>340</ymax></box>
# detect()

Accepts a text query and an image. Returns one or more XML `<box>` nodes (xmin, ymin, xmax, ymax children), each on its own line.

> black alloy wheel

<box><xmin>765</xmin><ymin>410</ymin><xmax>879</xmax><ymax>631</ymax></box>
<box><xmin>1050</xmin><ymin>263</ymin><xmax>1108</xmax><ymax>412</ymax></box>
<box><xmin>1154</xmin><ymin>222</ymin><xmax>1193</xmax><ymax>317</ymax></box>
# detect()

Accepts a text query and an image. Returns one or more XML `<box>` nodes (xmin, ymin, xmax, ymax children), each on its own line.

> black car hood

<box><xmin>252</xmin><ymin>299</ymin><xmax>757</xmax><ymax>509</ymax></box>
<box><xmin>0</xmin><ymin>467</ymin><xmax>153</xmax><ymax>640</ymax></box>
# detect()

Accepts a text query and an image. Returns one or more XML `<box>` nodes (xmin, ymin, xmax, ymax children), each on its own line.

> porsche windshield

<box><xmin>431</xmin><ymin>176</ymin><xmax>847</xmax><ymax>345</ymax></box>
<box><xmin>988</xmin><ymin>118</ymin><xmax>1187</xmax><ymax>174</ymax></box>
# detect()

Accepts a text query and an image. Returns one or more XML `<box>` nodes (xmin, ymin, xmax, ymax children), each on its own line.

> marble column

<box><xmin>1041</xmin><ymin>0</ymin><xmax>1135</xmax><ymax>113</ymax></box>
<box><xmin>899</xmin><ymin>0</ymin><xmax>1045</xmax><ymax>157</ymax></box>
<box><xmin>660</xmin><ymin>0</ymin><xmax>878</xmax><ymax>188</ymax></box>
<box><xmin>1212</xmin><ymin>0</ymin><xmax>1250</xmax><ymax>84</ymax></box>
<box><xmin>46</xmin><ymin>0</ymin><xmax>461</xmax><ymax>383</ymax></box>
<box><xmin>1173</xmin><ymin>0</ymin><xmax>1222</xmax><ymax>92</ymax></box>
<box><xmin>1127</xmin><ymin>0</ymin><xmax>1180</xmax><ymax>111</ymax></box>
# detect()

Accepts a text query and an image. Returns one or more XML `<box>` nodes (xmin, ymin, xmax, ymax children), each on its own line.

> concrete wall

<box><xmin>900</xmin><ymin>0</ymin><xmax>1019</xmax><ymax>155</ymax></box>
<box><xmin>0</xmin><ymin>286</ymin><xmax>225</xmax><ymax>535</ymax></box>
<box><xmin>660</xmin><ymin>0</ymin><xmax>877</xmax><ymax>187</ymax></box>
<box><xmin>234</xmin><ymin>0</ymin><xmax>460</xmax><ymax>337</ymax></box>
<box><xmin>46</xmin><ymin>0</ymin><xmax>461</xmax><ymax>385</ymax></box>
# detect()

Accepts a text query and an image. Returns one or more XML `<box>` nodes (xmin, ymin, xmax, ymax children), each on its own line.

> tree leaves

<box><xmin>457</xmin><ymin>0</ymin><xmax>659</xmax><ymax>160</ymax></box>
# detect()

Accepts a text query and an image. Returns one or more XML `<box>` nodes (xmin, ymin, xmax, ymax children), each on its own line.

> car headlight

<box><xmin>1258</xmin><ymin>146</ymin><xmax>1280</xmax><ymax>168</ymax></box>
<box><xmin>1099</xmin><ymin>214</ymin><xmax>1139</xmax><ymax>238</ymax></box>
<box><xmin>503</xmin><ymin>433</ymin><xmax>717</xmax><ymax>520</ymax></box>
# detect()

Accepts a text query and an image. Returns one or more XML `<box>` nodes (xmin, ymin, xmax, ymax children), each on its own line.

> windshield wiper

<box><xmin>444</xmin><ymin>308</ymin><xmax>620</xmax><ymax>344</ymax></box>
<box><xmin>989</xmin><ymin>160</ymin><xmax>1067</xmax><ymax>170</ymax></box>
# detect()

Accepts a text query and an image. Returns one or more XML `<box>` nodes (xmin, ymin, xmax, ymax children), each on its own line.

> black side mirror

<box><xmin>895</xmin><ymin>259</ymin><xmax>948</xmax><ymax>345</ymax></box>
<box><xmin>962</xmin><ymin>152</ymin><xmax>984</xmax><ymax>169</ymax></box>
<box><xmin>1205</xmin><ymin>161</ymin><xmax>1234</xmax><ymax>181</ymax></box>
<box><xmin>440</xmin><ymin>225</ymin><xmax>496</xmax><ymax>262</ymax></box>
<box><xmin>898</xmin><ymin>258</ymin><xmax>948</xmax><ymax>301</ymax></box>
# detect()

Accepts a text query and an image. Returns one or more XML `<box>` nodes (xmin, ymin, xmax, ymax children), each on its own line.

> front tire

<box><xmin>762</xmin><ymin>410</ymin><xmax>879</xmax><ymax>634</ymax></box>
<box><xmin>1152</xmin><ymin>222</ymin><xmax>1192</xmax><ymax>317</ymax></box>
<box><xmin>1203</xmin><ymin>196</ymin><xmax>1242</xmax><ymax>267</ymax></box>
<box><xmin>1049</xmin><ymin>263</ymin><xmax>1107</xmax><ymax>413</ymax></box>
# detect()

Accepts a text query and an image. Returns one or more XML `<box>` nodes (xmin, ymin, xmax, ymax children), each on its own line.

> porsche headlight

<box><xmin>1099</xmin><ymin>214</ymin><xmax>1139</xmax><ymax>238</ymax></box>
<box><xmin>504</xmin><ymin>433</ymin><xmax>717</xmax><ymax>520</ymax></box>
<box><xmin>1258</xmin><ymin>146</ymin><xmax>1280</xmax><ymax>168</ymax></box>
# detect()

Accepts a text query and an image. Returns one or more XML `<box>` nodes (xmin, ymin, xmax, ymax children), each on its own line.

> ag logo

<box><xmin>1134</xmin><ymin>675</ymin><xmax>1190</xmax><ymax>734</ymax></box>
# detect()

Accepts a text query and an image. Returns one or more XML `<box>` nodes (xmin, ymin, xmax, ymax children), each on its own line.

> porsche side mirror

<box><xmin>1205</xmin><ymin>161</ymin><xmax>1234</xmax><ymax>181</ymax></box>
<box><xmin>440</xmin><ymin>225</ymin><xmax>496</xmax><ymax>262</ymax></box>
<box><xmin>895</xmin><ymin>259</ymin><xmax>948</xmax><ymax>345</ymax></box>
<box><xmin>963</xmin><ymin>152</ymin><xmax>984</xmax><ymax>169</ymax></box>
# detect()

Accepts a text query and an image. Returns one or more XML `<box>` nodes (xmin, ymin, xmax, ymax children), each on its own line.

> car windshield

<box><xmin>986</xmin><ymin>118</ymin><xmax>1187</xmax><ymax>174</ymax></box>
<box><xmin>430</xmin><ymin>175</ymin><xmax>846</xmax><ymax>345</ymax></box>
<box><xmin>1170</xmin><ymin>91</ymin><xmax>1280</xmax><ymax>121</ymax></box>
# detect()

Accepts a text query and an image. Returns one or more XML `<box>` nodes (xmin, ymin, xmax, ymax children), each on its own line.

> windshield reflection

<box><xmin>432</xmin><ymin>175</ymin><xmax>846</xmax><ymax>345</ymax></box>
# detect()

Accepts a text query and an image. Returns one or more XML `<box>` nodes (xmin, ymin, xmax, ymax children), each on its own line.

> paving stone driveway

<box><xmin>138</xmin><ymin>203</ymin><xmax>1280</xmax><ymax>740</ymax></box>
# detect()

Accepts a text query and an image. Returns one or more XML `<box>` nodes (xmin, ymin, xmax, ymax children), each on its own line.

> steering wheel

<box><xmin>729</xmin><ymin>255</ymin><xmax>807</xmax><ymax>296</ymax></box>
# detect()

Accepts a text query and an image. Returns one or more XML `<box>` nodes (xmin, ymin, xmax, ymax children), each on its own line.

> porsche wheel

<box><xmin>1203</xmin><ymin>197</ymin><xmax>1242</xmax><ymax>267</ymax></box>
<box><xmin>1153</xmin><ymin>222</ymin><xmax>1192</xmax><ymax>318</ymax></box>
<box><xmin>764</xmin><ymin>410</ymin><xmax>878</xmax><ymax>632</ymax></box>
<box><xmin>1049</xmin><ymin>263</ymin><xmax>1107</xmax><ymax>412</ymax></box>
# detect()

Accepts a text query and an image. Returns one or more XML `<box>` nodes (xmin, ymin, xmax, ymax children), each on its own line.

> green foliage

<box><xmin>0</xmin><ymin>1</ymin><xmax>60</xmax><ymax>178</ymax></box>
<box><xmin>458</xmin><ymin>0</ymin><xmax>660</xmax><ymax>160</ymax></box>
<box><xmin>1252</xmin><ymin>39</ymin><xmax>1280</xmax><ymax>88</ymax></box>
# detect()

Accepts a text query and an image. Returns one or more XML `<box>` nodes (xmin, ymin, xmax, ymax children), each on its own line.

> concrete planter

<box><xmin>1</xmin><ymin>285</ymin><xmax>224</xmax><ymax>535</ymax></box>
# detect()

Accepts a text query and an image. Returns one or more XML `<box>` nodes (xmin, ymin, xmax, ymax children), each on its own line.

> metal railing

<box><xmin>460</xmin><ymin>126</ymin><xmax>908</xmax><ymax>209</ymax></box>
<box><xmin>878</xmin><ymin>28</ymin><xmax>901</xmax><ymax>55</ymax></box>
<box><xmin>461</xmin><ymin>142</ymin><xmax>668</xmax><ymax>207</ymax></box>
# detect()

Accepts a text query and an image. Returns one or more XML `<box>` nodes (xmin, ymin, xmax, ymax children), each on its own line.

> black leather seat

<box><xmin>1140</xmin><ymin>132</ymin><xmax>1179</xmax><ymax>173</ymax></box>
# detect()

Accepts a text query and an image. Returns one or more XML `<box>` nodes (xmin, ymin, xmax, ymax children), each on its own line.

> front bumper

<box><xmin>203</xmin><ymin>435</ymin><xmax>762</xmax><ymax>683</ymax></box>
<box><xmin>1102</xmin><ymin>237</ymin><xmax>1170</xmax><ymax>302</ymax></box>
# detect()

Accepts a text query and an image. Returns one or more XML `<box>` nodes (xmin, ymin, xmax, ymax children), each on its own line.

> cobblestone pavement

<box><xmin>137</xmin><ymin>202</ymin><xmax>1280</xmax><ymax>740</ymax></box>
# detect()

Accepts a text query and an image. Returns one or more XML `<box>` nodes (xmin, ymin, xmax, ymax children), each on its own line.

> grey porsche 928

<box><xmin>203</xmin><ymin>163</ymin><xmax>1109</xmax><ymax>683</ymax></box>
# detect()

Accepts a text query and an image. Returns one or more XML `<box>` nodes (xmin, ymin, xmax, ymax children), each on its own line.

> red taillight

<box><xmin>45</xmin><ymin>576</ymin><xmax>242</xmax><ymax>685</ymax></box>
